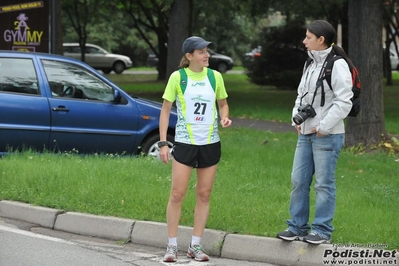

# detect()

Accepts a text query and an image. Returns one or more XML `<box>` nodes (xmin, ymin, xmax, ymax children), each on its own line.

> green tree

<box><xmin>242</xmin><ymin>1</ymin><xmax>351</xmax><ymax>88</ymax></box>
<box><xmin>62</xmin><ymin>2</ymin><xmax>149</xmax><ymax>67</ymax></box>
<box><xmin>247</xmin><ymin>20</ymin><xmax>307</xmax><ymax>89</ymax></box>
<box><xmin>118</xmin><ymin>0</ymin><xmax>172</xmax><ymax>80</ymax></box>
<box><xmin>118</xmin><ymin>0</ymin><xmax>264</xmax><ymax>80</ymax></box>
<box><xmin>192</xmin><ymin>0</ymin><xmax>264</xmax><ymax>62</ymax></box>
<box><xmin>61</xmin><ymin>0</ymin><xmax>107</xmax><ymax>62</ymax></box>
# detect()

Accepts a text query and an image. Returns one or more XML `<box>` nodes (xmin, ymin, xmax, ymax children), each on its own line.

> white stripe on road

<box><xmin>0</xmin><ymin>224</ymin><xmax>74</xmax><ymax>245</ymax></box>
<box><xmin>0</xmin><ymin>224</ymin><xmax>213</xmax><ymax>265</ymax></box>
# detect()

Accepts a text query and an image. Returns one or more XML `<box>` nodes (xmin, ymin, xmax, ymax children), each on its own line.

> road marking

<box><xmin>0</xmin><ymin>224</ymin><xmax>74</xmax><ymax>245</ymax></box>
<box><xmin>0</xmin><ymin>224</ymin><xmax>214</xmax><ymax>265</ymax></box>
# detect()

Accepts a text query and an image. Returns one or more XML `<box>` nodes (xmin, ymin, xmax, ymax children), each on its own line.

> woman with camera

<box><xmin>276</xmin><ymin>20</ymin><xmax>354</xmax><ymax>245</ymax></box>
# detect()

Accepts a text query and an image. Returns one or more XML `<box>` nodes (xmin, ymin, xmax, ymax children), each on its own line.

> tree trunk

<box><xmin>345</xmin><ymin>0</ymin><xmax>387</xmax><ymax>147</ymax></box>
<box><xmin>155</xmin><ymin>30</ymin><xmax>168</xmax><ymax>81</ymax></box>
<box><xmin>49</xmin><ymin>0</ymin><xmax>62</xmax><ymax>54</ymax></box>
<box><xmin>166</xmin><ymin>0</ymin><xmax>193</xmax><ymax>80</ymax></box>
<box><xmin>56</xmin><ymin>0</ymin><xmax>63</xmax><ymax>55</ymax></box>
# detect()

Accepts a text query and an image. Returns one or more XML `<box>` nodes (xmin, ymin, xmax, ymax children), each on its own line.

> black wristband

<box><xmin>157</xmin><ymin>141</ymin><xmax>169</xmax><ymax>148</ymax></box>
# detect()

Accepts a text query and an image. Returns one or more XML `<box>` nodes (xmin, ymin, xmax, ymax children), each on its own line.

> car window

<box><xmin>42</xmin><ymin>59</ymin><xmax>116</xmax><ymax>102</ymax></box>
<box><xmin>86</xmin><ymin>47</ymin><xmax>102</xmax><ymax>54</ymax></box>
<box><xmin>0</xmin><ymin>58</ymin><xmax>39</xmax><ymax>95</ymax></box>
<box><xmin>63</xmin><ymin>46</ymin><xmax>80</xmax><ymax>53</ymax></box>
<box><xmin>63</xmin><ymin>46</ymin><xmax>72</xmax><ymax>53</ymax></box>
<box><xmin>72</xmin><ymin>47</ymin><xmax>81</xmax><ymax>53</ymax></box>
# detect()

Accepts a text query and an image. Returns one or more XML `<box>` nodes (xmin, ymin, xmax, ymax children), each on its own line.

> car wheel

<box><xmin>102</xmin><ymin>69</ymin><xmax>112</xmax><ymax>74</ymax></box>
<box><xmin>217</xmin><ymin>62</ymin><xmax>228</xmax><ymax>73</ymax></box>
<box><xmin>141</xmin><ymin>134</ymin><xmax>174</xmax><ymax>158</ymax></box>
<box><xmin>113</xmin><ymin>61</ymin><xmax>126</xmax><ymax>74</ymax></box>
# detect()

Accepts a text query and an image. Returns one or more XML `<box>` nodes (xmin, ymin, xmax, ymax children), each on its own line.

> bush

<box><xmin>247</xmin><ymin>22</ymin><xmax>308</xmax><ymax>90</ymax></box>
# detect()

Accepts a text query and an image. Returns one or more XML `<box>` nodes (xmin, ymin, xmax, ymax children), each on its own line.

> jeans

<box><xmin>287</xmin><ymin>133</ymin><xmax>344</xmax><ymax>239</ymax></box>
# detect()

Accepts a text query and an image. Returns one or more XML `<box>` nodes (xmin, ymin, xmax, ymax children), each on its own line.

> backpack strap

<box><xmin>178</xmin><ymin>68</ymin><xmax>188</xmax><ymax>94</ymax></box>
<box><xmin>304</xmin><ymin>53</ymin><xmax>336</xmax><ymax>92</ymax></box>
<box><xmin>179</xmin><ymin>68</ymin><xmax>217</xmax><ymax>94</ymax></box>
<box><xmin>323</xmin><ymin>55</ymin><xmax>343</xmax><ymax>91</ymax></box>
<box><xmin>315</xmin><ymin>52</ymin><xmax>335</xmax><ymax>106</ymax></box>
<box><xmin>325</xmin><ymin>56</ymin><xmax>361</xmax><ymax>96</ymax></box>
<box><xmin>207</xmin><ymin>68</ymin><xmax>216</xmax><ymax>92</ymax></box>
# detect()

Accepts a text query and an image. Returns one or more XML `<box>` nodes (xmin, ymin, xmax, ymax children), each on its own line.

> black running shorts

<box><xmin>172</xmin><ymin>141</ymin><xmax>221</xmax><ymax>168</ymax></box>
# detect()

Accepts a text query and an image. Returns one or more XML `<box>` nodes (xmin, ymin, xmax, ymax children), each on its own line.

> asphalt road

<box><xmin>230</xmin><ymin>117</ymin><xmax>295</xmax><ymax>133</ymax></box>
<box><xmin>0</xmin><ymin>218</ymin><xmax>277</xmax><ymax>266</ymax></box>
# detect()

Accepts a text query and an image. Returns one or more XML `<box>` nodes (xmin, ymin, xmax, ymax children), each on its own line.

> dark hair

<box><xmin>307</xmin><ymin>20</ymin><xmax>354</xmax><ymax>68</ymax></box>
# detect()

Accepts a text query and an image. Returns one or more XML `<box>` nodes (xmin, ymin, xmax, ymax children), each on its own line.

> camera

<box><xmin>292</xmin><ymin>104</ymin><xmax>316</xmax><ymax>125</ymax></box>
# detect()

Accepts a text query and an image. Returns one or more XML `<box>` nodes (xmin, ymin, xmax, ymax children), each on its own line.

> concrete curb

<box><xmin>54</xmin><ymin>212</ymin><xmax>135</xmax><ymax>241</ymax></box>
<box><xmin>222</xmin><ymin>233</ymin><xmax>327</xmax><ymax>265</ymax></box>
<box><xmin>3</xmin><ymin>200</ymin><xmax>396</xmax><ymax>266</ymax></box>
<box><xmin>0</xmin><ymin>200</ymin><xmax>64</xmax><ymax>228</ymax></box>
<box><xmin>131</xmin><ymin>221</ymin><xmax>226</xmax><ymax>256</ymax></box>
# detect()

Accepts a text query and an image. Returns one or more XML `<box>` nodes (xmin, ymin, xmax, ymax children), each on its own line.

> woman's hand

<box><xmin>159</xmin><ymin>146</ymin><xmax>171</xmax><ymax>164</ymax></box>
<box><xmin>310</xmin><ymin>127</ymin><xmax>327</xmax><ymax>137</ymax></box>
<box><xmin>220</xmin><ymin>117</ymin><xmax>232</xmax><ymax>128</ymax></box>
<box><xmin>295</xmin><ymin>125</ymin><xmax>301</xmax><ymax>135</ymax></box>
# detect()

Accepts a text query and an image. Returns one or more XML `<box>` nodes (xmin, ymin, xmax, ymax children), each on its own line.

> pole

<box><xmin>50</xmin><ymin>0</ymin><xmax>56</xmax><ymax>54</ymax></box>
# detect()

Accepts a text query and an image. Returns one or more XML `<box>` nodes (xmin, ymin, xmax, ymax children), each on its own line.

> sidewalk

<box><xmin>0</xmin><ymin>200</ymin><xmax>329</xmax><ymax>266</ymax></box>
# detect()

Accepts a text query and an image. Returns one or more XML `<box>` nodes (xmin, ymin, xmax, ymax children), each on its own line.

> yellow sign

<box><xmin>0</xmin><ymin>1</ymin><xmax>44</xmax><ymax>13</ymax></box>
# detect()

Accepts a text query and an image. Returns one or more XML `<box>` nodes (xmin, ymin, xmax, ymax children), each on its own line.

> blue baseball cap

<box><xmin>182</xmin><ymin>36</ymin><xmax>213</xmax><ymax>54</ymax></box>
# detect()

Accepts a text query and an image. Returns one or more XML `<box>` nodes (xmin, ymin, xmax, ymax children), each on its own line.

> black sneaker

<box><xmin>303</xmin><ymin>232</ymin><xmax>331</xmax><ymax>245</ymax></box>
<box><xmin>276</xmin><ymin>229</ymin><xmax>308</xmax><ymax>241</ymax></box>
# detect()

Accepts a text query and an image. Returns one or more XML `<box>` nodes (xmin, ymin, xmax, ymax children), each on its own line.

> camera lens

<box><xmin>293</xmin><ymin>112</ymin><xmax>308</xmax><ymax>125</ymax></box>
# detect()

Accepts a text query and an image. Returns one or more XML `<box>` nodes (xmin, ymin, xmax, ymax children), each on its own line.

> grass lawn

<box><xmin>1</xmin><ymin>70</ymin><xmax>398</xmax><ymax>250</ymax></box>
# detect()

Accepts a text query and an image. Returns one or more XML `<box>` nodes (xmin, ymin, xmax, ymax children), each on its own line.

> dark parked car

<box><xmin>208</xmin><ymin>49</ymin><xmax>234</xmax><ymax>73</ymax></box>
<box><xmin>63</xmin><ymin>43</ymin><xmax>132</xmax><ymax>74</ymax></box>
<box><xmin>146</xmin><ymin>49</ymin><xmax>234</xmax><ymax>73</ymax></box>
<box><xmin>146</xmin><ymin>52</ymin><xmax>159</xmax><ymax>67</ymax></box>
<box><xmin>0</xmin><ymin>50</ymin><xmax>176</xmax><ymax>156</ymax></box>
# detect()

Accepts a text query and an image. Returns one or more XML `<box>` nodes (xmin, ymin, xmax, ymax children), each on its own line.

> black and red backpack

<box><xmin>306</xmin><ymin>52</ymin><xmax>361</xmax><ymax>117</ymax></box>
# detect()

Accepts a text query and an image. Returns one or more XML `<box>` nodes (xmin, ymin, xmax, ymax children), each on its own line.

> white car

<box><xmin>63</xmin><ymin>43</ymin><xmax>132</xmax><ymax>74</ymax></box>
<box><xmin>389</xmin><ymin>48</ymin><xmax>399</xmax><ymax>70</ymax></box>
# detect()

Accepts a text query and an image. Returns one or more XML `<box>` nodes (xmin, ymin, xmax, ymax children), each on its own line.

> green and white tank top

<box><xmin>175</xmin><ymin>68</ymin><xmax>220</xmax><ymax>145</ymax></box>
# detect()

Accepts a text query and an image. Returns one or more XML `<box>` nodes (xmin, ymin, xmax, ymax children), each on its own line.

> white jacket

<box><xmin>292</xmin><ymin>47</ymin><xmax>353</xmax><ymax>135</ymax></box>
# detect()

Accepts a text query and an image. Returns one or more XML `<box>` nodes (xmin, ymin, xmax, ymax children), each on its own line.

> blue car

<box><xmin>0</xmin><ymin>51</ymin><xmax>176</xmax><ymax>156</ymax></box>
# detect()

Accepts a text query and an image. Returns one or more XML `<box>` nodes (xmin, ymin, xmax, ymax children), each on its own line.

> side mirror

<box><xmin>113</xmin><ymin>89</ymin><xmax>121</xmax><ymax>103</ymax></box>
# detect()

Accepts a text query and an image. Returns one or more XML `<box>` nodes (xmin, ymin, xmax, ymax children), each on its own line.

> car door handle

<box><xmin>52</xmin><ymin>106</ymin><xmax>70</xmax><ymax>112</ymax></box>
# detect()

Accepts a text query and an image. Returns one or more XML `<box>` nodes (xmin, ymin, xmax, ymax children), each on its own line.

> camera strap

<box><xmin>315</xmin><ymin>52</ymin><xmax>335</xmax><ymax>107</ymax></box>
